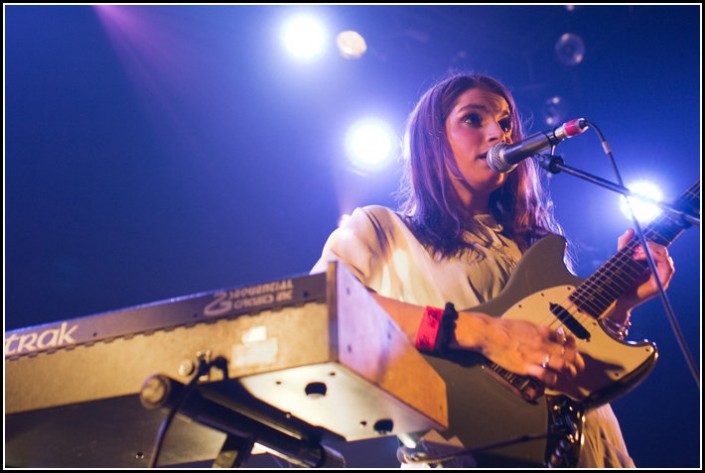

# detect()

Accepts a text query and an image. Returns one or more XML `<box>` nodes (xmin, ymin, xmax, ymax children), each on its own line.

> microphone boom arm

<box><xmin>536</xmin><ymin>154</ymin><xmax>699</xmax><ymax>226</ymax></box>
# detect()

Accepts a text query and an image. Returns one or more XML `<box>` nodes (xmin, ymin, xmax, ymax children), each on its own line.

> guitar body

<box><xmin>423</xmin><ymin>234</ymin><xmax>658</xmax><ymax>467</ymax></box>
<box><xmin>422</xmin><ymin>354</ymin><xmax>552</xmax><ymax>467</ymax></box>
<box><xmin>417</xmin><ymin>181</ymin><xmax>699</xmax><ymax>466</ymax></box>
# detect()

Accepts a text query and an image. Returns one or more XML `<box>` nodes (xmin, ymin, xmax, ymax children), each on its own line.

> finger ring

<box><xmin>556</xmin><ymin>327</ymin><xmax>568</xmax><ymax>345</ymax></box>
<box><xmin>541</xmin><ymin>354</ymin><xmax>551</xmax><ymax>369</ymax></box>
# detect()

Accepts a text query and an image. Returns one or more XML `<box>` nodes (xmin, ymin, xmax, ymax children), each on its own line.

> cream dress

<box><xmin>311</xmin><ymin>205</ymin><xmax>635</xmax><ymax>468</ymax></box>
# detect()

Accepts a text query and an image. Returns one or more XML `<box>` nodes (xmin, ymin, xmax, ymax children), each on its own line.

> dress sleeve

<box><xmin>310</xmin><ymin>206</ymin><xmax>391</xmax><ymax>288</ymax></box>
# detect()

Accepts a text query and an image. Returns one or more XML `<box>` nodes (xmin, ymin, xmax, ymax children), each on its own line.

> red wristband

<box><xmin>415</xmin><ymin>306</ymin><xmax>445</xmax><ymax>352</ymax></box>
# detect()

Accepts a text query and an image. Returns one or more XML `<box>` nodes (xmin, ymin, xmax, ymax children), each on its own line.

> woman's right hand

<box><xmin>367</xmin><ymin>292</ymin><xmax>584</xmax><ymax>387</ymax></box>
<box><xmin>452</xmin><ymin>311</ymin><xmax>585</xmax><ymax>386</ymax></box>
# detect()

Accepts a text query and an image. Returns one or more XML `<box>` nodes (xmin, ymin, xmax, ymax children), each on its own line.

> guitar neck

<box><xmin>570</xmin><ymin>180</ymin><xmax>700</xmax><ymax>318</ymax></box>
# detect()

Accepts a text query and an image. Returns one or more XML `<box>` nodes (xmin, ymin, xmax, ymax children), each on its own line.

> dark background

<box><xmin>5</xmin><ymin>5</ymin><xmax>701</xmax><ymax>468</ymax></box>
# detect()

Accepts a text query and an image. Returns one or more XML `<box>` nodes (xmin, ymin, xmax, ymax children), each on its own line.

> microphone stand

<box><xmin>536</xmin><ymin>153</ymin><xmax>700</xmax><ymax>388</ymax></box>
<box><xmin>536</xmin><ymin>154</ymin><xmax>699</xmax><ymax>227</ymax></box>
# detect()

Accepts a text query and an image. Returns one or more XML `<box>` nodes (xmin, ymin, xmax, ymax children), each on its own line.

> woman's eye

<box><xmin>499</xmin><ymin>118</ymin><xmax>512</xmax><ymax>133</ymax></box>
<box><xmin>463</xmin><ymin>113</ymin><xmax>483</xmax><ymax>127</ymax></box>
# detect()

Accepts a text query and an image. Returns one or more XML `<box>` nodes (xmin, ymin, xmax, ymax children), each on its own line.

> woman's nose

<box><xmin>485</xmin><ymin>120</ymin><xmax>507</xmax><ymax>143</ymax></box>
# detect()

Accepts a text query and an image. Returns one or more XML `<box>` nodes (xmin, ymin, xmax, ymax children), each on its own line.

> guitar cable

<box><xmin>584</xmin><ymin>120</ymin><xmax>699</xmax><ymax>388</ymax></box>
<box><xmin>146</xmin><ymin>356</ymin><xmax>218</xmax><ymax>468</ymax></box>
<box><xmin>399</xmin><ymin>432</ymin><xmax>555</xmax><ymax>466</ymax></box>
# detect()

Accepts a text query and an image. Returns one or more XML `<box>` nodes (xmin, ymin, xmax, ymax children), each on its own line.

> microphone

<box><xmin>486</xmin><ymin>118</ymin><xmax>589</xmax><ymax>173</ymax></box>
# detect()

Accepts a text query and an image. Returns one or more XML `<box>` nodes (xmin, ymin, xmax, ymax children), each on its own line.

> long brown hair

<box><xmin>398</xmin><ymin>72</ymin><xmax>566</xmax><ymax>257</ymax></box>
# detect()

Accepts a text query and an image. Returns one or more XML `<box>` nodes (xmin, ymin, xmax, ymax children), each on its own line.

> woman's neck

<box><xmin>460</xmin><ymin>195</ymin><xmax>490</xmax><ymax>216</ymax></box>
<box><xmin>452</xmin><ymin>180</ymin><xmax>491</xmax><ymax>214</ymax></box>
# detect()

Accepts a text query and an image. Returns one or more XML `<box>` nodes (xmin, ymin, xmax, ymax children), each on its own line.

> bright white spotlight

<box><xmin>282</xmin><ymin>15</ymin><xmax>327</xmax><ymax>60</ymax></box>
<box><xmin>345</xmin><ymin>118</ymin><xmax>397</xmax><ymax>173</ymax></box>
<box><xmin>620</xmin><ymin>180</ymin><xmax>664</xmax><ymax>223</ymax></box>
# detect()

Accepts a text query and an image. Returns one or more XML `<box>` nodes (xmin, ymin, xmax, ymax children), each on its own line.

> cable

<box><xmin>584</xmin><ymin>120</ymin><xmax>699</xmax><ymax>388</ymax></box>
<box><xmin>401</xmin><ymin>432</ymin><xmax>553</xmax><ymax>466</ymax></box>
<box><xmin>147</xmin><ymin>358</ymin><xmax>213</xmax><ymax>468</ymax></box>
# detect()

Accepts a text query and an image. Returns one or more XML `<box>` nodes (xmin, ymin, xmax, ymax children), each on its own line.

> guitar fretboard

<box><xmin>569</xmin><ymin>181</ymin><xmax>699</xmax><ymax>318</ymax></box>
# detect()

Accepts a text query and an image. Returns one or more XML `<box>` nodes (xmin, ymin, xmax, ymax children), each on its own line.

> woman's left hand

<box><xmin>616</xmin><ymin>228</ymin><xmax>676</xmax><ymax>310</ymax></box>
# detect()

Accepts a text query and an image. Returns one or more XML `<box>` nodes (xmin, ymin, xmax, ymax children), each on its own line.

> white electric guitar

<box><xmin>422</xmin><ymin>180</ymin><xmax>700</xmax><ymax>467</ymax></box>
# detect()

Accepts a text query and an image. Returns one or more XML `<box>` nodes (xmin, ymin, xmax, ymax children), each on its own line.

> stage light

<box><xmin>336</xmin><ymin>30</ymin><xmax>367</xmax><ymax>59</ymax></box>
<box><xmin>281</xmin><ymin>15</ymin><xmax>327</xmax><ymax>60</ymax></box>
<box><xmin>620</xmin><ymin>180</ymin><xmax>664</xmax><ymax>223</ymax></box>
<box><xmin>345</xmin><ymin>118</ymin><xmax>397</xmax><ymax>173</ymax></box>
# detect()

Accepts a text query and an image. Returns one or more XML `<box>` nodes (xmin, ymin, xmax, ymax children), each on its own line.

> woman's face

<box><xmin>444</xmin><ymin>87</ymin><xmax>513</xmax><ymax>211</ymax></box>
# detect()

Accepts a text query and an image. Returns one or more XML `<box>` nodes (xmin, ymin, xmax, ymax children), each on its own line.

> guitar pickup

<box><xmin>549</xmin><ymin>303</ymin><xmax>590</xmax><ymax>341</ymax></box>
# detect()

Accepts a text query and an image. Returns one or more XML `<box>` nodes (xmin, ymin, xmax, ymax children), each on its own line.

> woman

<box><xmin>311</xmin><ymin>73</ymin><xmax>674</xmax><ymax>467</ymax></box>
